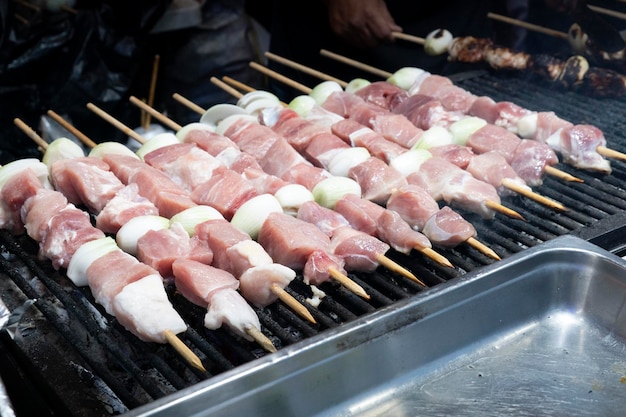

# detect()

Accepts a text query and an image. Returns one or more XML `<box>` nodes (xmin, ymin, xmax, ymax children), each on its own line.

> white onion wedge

<box><xmin>243</xmin><ymin>98</ymin><xmax>281</xmax><ymax>116</ymax></box>
<box><xmin>389</xmin><ymin>149</ymin><xmax>432</xmax><ymax>177</ymax></box>
<box><xmin>0</xmin><ymin>158</ymin><xmax>51</xmax><ymax>191</ymax></box>
<box><xmin>66</xmin><ymin>237</ymin><xmax>119</xmax><ymax>287</ymax></box>
<box><xmin>42</xmin><ymin>137</ymin><xmax>85</xmax><ymax>168</ymax></box>
<box><xmin>175</xmin><ymin>122</ymin><xmax>216</xmax><ymax>141</ymax></box>
<box><xmin>327</xmin><ymin>147</ymin><xmax>371</xmax><ymax>177</ymax></box>
<box><xmin>345</xmin><ymin>78</ymin><xmax>371</xmax><ymax>94</ymax></box>
<box><xmin>170</xmin><ymin>205</ymin><xmax>224</xmax><ymax>236</ymax></box>
<box><xmin>89</xmin><ymin>141</ymin><xmax>140</xmax><ymax>159</ymax></box>
<box><xmin>116</xmin><ymin>215</ymin><xmax>170</xmax><ymax>255</ymax></box>
<box><xmin>516</xmin><ymin>113</ymin><xmax>538</xmax><ymax>139</ymax></box>
<box><xmin>230</xmin><ymin>194</ymin><xmax>283</xmax><ymax>239</ymax></box>
<box><xmin>215</xmin><ymin>114</ymin><xmax>258</xmax><ymax>136</ymax></box>
<box><xmin>448</xmin><ymin>117</ymin><xmax>488</xmax><ymax>145</ymax></box>
<box><xmin>312</xmin><ymin>177</ymin><xmax>361</xmax><ymax>209</ymax></box>
<box><xmin>309</xmin><ymin>81</ymin><xmax>343</xmax><ymax>105</ymax></box>
<box><xmin>288</xmin><ymin>95</ymin><xmax>317</xmax><ymax>117</ymax></box>
<box><xmin>387</xmin><ymin>67</ymin><xmax>424</xmax><ymax>90</ymax></box>
<box><xmin>412</xmin><ymin>126</ymin><xmax>453</xmax><ymax>150</ymax></box>
<box><xmin>200</xmin><ymin>104</ymin><xmax>247</xmax><ymax>130</ymax></box>
<box><xmin>424</xmin><ymin>29</ymin><xmax>454</xmax><ymax>56</ymax></box>
<box><xmin>135</xmin><ymin>133</ymin><xmax>180</xmax><ymax>160</ymax></box>
<box><xmin>237</xmin><ymin>91</ymin><xmax>280</xmax><ymax>109</ymax></box>
<box><xmin>274</xmin><ymin>184</ymin><xmax>315</xmax><ymax>216</ymax></box>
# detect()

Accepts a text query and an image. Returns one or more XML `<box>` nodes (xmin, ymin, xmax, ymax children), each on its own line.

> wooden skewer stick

<box><xmin>249</xmin><ymin>61</ymin><xmax>526</xmax><ymax>221</ymax></box>
<box><xmin>222</xmin><ymin>76</ymin><xmax>257</xmax><ymax>94</ymax></box>
<box><xmin>487</xmin><ymin>12</ymin><xmax>569</xmax><ymax>40</ymax></box>
<box><xmin>328</xmin><ymin>268</ymin><xmax>370</xmax><ymax>299</ymax></box>
<box><xmin>588</xmin><ymin>4</ymin><xmax>626</xmax><ymax>20</ymax></box>
<box><xmin>501</xmin><ymin>179</ymin><xmax>566</xmax><ymax>212</ymax></box>
<box><xmin>544</xmin><ymin>165</ymin><xmax>583</xmax><ymax>182</ymax></box>
<box><xmin>597</xmin><ymin>145</ymin><xmax>626</xmax><ymax>162</ymax></box>
<box><xmin>320</xmin><ymin>49</ymin><xmax>392</xmax><ymax>79</ymax></box>
<box><xmin>87</xmin><ymin>103</ymin><xmax>146</xmax><ymax>145</ymax></box>
<box><xmin>13</xmin><ymin>117</ymin><xmax>208</xmax><ymax>371</ymax></box>
<box><xmin>162</xmin><ymin>330</ymin><xmax>207</xmax><ymax>372</ymax></box>
<box><xmin>130</xmin><ymin>96</ymin><xmax>183</xmax><ymax>131</ymax></box>
<box><xmin>47</xmin><ymin>110</ymin><xmax>98</xmax><ymax>148</ymax></box>
<box><xmin>245</xmin><ymin>326</ymin><xmax>277</xmax><ymax>353</ymax></box>
<box><xmin>466</xmin><ymin>237</ymin><xmax>501</xmax><ymax>261</ymax></box>
<box><xmin>391</xmin><ymin>32</ymin><xmax>426</xmax><ymax>45</ymax></box>
<box><xmin>173</xmin><ymin>93</ymin><xmax>205</xmax><ymax>115</ymax></box>
<box><xmin>264</xmin><ymin>52</ymin><xmax>348</xmax><ymax>88</ymax></box>
<box><xmin>12</xmin><ymin>0</ymin><xmax>40</xmax><ymax>12</ymax></box>
<box><xmin>271</xmin><ymin>284</ymin><xmax>316</xmax><ymax>323</ymax></box>
<box><xmin>375</xmin><ymin>254</ymin><xmax>426</xmax><ymax>286</ymax></box>
<box><xmin>143</xmin><ymin>54</ymin><xmax>160</xmax><ymax>130</ymax></box>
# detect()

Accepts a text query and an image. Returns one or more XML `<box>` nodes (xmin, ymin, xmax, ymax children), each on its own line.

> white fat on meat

<box><xmin>204</xmin><ymin>288</ymin><xmax>261</xmax><ymax>341</ymax></box>
<box><xmin>547</xmin><ymin>125</ymin><xmax>611</xmax><ymax>173</ymax></box>
<box><xmin>95</xmin><ymin>184</ymin><xmax>159</xmax><ymax>234</ymax></box>
<box><xmin>226</xmin><ymin>240</ymin><xmax>273</xmax><ymax>277</ymax></box>
<box><xmin>112</xmin><ymin>274</ymin><xmax>187</xmax><ymax>343</ymax></box>
<box><xmin>239</xmin><ymin>264</ymin><xmax>296</xmax><ymax>307</ymax></box>
<box><xmin>297</xmin><ymin>200</ymin><xmax>351</xmax><ymax>237</ymax></box>
<box><xmin>421</xmin><ymin>206</ymin><xmax>476</xmax><ymax>248</ymax></box>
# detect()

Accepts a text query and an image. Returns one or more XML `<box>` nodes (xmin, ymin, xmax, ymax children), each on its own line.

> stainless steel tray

<box><xmin>127</xmin><ymin>235</ymin><xmax>626</xmax><ymax>417</ymax></box>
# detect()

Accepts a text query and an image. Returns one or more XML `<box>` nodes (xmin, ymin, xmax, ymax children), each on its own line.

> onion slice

<box><xmin>170</xmin><ymin>205</ymin><xmax>224</xmax><ymax>236</ymax></box>
<box><xmin>116</xmin><ymin>215</ymin><xmax>171</xmax><ymax>255</ymax></box>
<box><xmin>312</xmin><ymin>177</ymin><xmax>361</xmax><ymax>209</ymax></box>
<box><xmin>274</xmin><ymin>184</ymin><xmax>315</xmax><ymax>216</ymax></box>
<box><xmin>424</xmin><ymin>29</ymin><xmax>454</xmax><ymax>56</ymax></box>
<box><xmin>66</xmin><ymin>237</ymin><xmax>120</xmax><ymax>286</ymax></box>
<box><xmin>89</xmin><ymin>141</ymin><xmax>140</xmax><ymax>159</ymax></box>
<box><xmin>42</xmin><ymin>137</ymin><xmax>85</xmax><ymax>168</ymax></box>
<box><xmin>230</xmin><ymin>194</ymin><xmax>283</xmax><ymax>239</ymax></box>
<box><xmin>135</xmin><ymin>133</ymin><xmax>180</xmax><ymax>161</ymax></box>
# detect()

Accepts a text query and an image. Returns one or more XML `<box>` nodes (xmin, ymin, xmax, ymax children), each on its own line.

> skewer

<box><xmin>466</xmin><ymin>237</ymin><xmax>501</xmax><ymax>260</ymax></box>
<box><xmin>245</xmin><ymin>326</ymin><xmax>277</xmax><ymax>353</ymax></box>
<box><xmin>87</xmin><ymin>107</ymin><xmax>324</xmax><ymax>317</ymax></box>
<box><xmin>13</xmin><ymin>117</ymin><xmax>208</xmax><ymax>372</ymax></box>
<box><xmin>222</xmin><ymin>76</ymin><xmax>257</xmax><ymax>94</ymax></box>
<box><xmin>391</xmin><ymin>32</ymin><xmax>426</xmax><ymax>45</ymax></box>
<box><xmin>263</xmin><ymin>52</ymin><xmax>570</xmax><ymax>212</ymax></box>
<box><xmin>130</xmin><ymin>96</ymin><xmax>425</xmax><ymax>285</ymax></box>
<box><xmin>144</xmin><ymin>54</ymin><xmax>160</xmax><ymax>130</ymax></box>
<box><xmin>173</xmin><ymin>93</ymin><xmax>205</xmax><ymax>115</ymax></box>
<box><xmin>172</xmin><ymin>89</ymin><xmax>455</xmax><ymax>268</ymax></box>
<box><xmin>588</xmin><ymin>4</ymin><xmax>626</xmax><ymax>20</ymax></box>
<box><xmin>487</xmin><ymin>12</ymin><xmax>568</xmax><ymax>40</ymax></box>
<box><xmin>317</xmin><ymin>50</ymin><xmax>614</xmax><ymax>178</ymax></box>
<box><xmin>47</xmin><ymin>110</ymin><xmax>98</xmax><ymax>148</ymax></box>
<box><xmin>249</xmin><ymin>61</ymin><xmax>526</xmax><ymax>221</ymax></box>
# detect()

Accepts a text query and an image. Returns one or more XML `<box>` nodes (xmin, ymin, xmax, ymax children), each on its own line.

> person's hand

<box><xmin>325</xmin><ymin>0</ymin><xmax>402</xmax><ymax>48</ymax></box>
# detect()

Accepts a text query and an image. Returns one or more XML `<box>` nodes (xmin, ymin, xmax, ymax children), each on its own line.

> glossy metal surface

<box><xmin>127</xmin><ymin>235</ymin><xmax>626</xmax><ymax>417</ymax></box>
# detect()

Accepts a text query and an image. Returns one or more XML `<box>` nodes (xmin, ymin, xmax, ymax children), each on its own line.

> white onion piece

<box><xmin>424</xmin><ymin>29</ymin><xmax>454</xmax><ymax>56</ymax></box>
<box><xmin>309</xmin><ymin>81</ymin><xmax>343</xmax><ymax>105</ymax></box>
<box><xmin>237</xmin><ymin>91</ymin><xmax>280</xmax><ymax>109</ymax></box>
<box><xmin>327</xmin><ymin>147</ymin><xmax>371</xmax><ymax>177</ymax></box>
<box><xmin>273</xmin><ymin>184</ymin><xmax>315</xmax><ymax>216</ymax></box>
<box><xmin>448</xmin><ymin>117</ymin><xmax>488</xmax><ymax>145</ymax></box>
<box><xmin>89</xmin><ymin>141</ymin><xmax>139</xmax><ymax>159</ymax></box>
<box><xmin>568</xmin><ymin>23</ymin><xmax>588</xmax><ymax>54</ymax></box>
<box><xmin>389</xmin><ymin>149</ymin><xmax>432</xmax><ymax>177</ymax></box>
<box><xmin>345</xmin><ymin>78</ymin><xmax>371</xmax><ymax>94</ymax></box>
<box><xmin>135</xmin><ymin>132</ymin><xmax>180</xmax><ymax>161</ymax></box>
<box><xmin>412</xmin><ymin>126</ymin><xmax>453</xmax><ymax>150</ymax></box>
<box><xmin>42</xmin><ymin>137</ymin><xmax>85</xmax><ymax>168</ymax></box>
<box><xmin>199</xmin><ymin>104</ymin><xmax>247</xmax><ymax>131</ymax></box>
<box><xmin>387</xmin><ymin>67</ymin><xmax>424</xmax><ymax>90</ymax></box>
<box><xmin>0</xmin><ymin>158</ymin><xmax>51</xmax><ymax>191</ymax></box>
<box><xmin>215</xmin><ymin>114</ymin><xmax>258</xmax><ymax>136</ymax></box>
<box><xmin>230</xmin><ymin>194</ymin><xmax>283</xmax><ymax>239</ymax></box>
<box><xmin>312</xmin><ymin>177</ymin><xmax>361</xmax><ymax>209</ymax></box>
<box><xmin>66</xmin><ymin>237</ymin><xmax>119</xmax><ymax>287</ymax></box>
<box><xmin>116</xmin><ymin>215</ymin><xmax>170</xmax><ymax>255</ymax></box>
<box><xmin>516</xmin><ymin>113</ymin><xmax>538</xmax><ymax>139</ymax></box>
<box><xmin>288</xmin><ymin>95</ymin><xmax>317</xmax><ymax>117</ymax></box>
<box><xmin>176</xmin><ymin>122</ymin><xmax>215</xmax><ymax>141</ymax></box>
<box><xmin>170</xmin><ymin>205</ymin><xmax>224</xmax><ymax>236</ymax></box>
<box><xmin>243</xmin><ymin>99</ymin><xmax>282</xmax><ymax>116</ymax></box>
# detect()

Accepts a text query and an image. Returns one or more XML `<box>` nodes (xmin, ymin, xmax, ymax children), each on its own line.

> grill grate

<box><xmin>1</xmin><ymin>70</ymin><xmax>626</xmax><ymax>416</ymax></box>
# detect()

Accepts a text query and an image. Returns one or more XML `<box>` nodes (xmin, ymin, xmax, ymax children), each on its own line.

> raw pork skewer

<box><xmin>86</xmin><ymin>103</ymin><xmax>372</xmax><ymax>300</ymax></box>
<box><xmin>22</xmin><ymin>123</ymin><xmax>278</xmax><ymax>351</ymax></box>
<box><xmin>45</xmin><ymin>111</ymin><xmax>316</xmax><ymax>324</ymax></box>
<box><xmin>172</xmin><ymin>87</ymin><xmax>499</xmax><ymax>262</ymax></box>
<box><xmin>2</xmin><ymin>128</ymin><xmax>205</xmax><ymax>371</ymax></box>
<box><xmin>257</xmin><ymin>54</ymin><xmax>583</xmax><ymax>184</ymax></box>
<box><xmin>316</xmin><ymin>49</ymin><xmax>624</xmax><ymax>171</ymax></box>
<box><xmin>129</xmin><ymin>97</ymin><xmax>435</xmax><ymax>276</ymax></box>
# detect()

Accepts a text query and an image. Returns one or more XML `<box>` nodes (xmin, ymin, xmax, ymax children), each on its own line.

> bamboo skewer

<box><xmin>47</xmin><ymin>110</ymin><xmax>98</xmax><ymax>148</ymax></box>
<box><xmin>143</xmin><ymin>54</ymin><xmax>160</xmax><ymax>130</ymax></box>
<box><xmin>130</xmin><ymin>97</ymin><xmax>426</xmax><ymax>284</ymax></box>
<box><xmin>588</xmin><ymin>4</ymin><xmax>626</xmax><ymax>20</ymax></box>
<box><xmin>249</xmin><ymin>62</ymin><xmax>526</xmax><ymax>221</ymax></box>
<box><xmin>13</xmin><ymin>117</ymin><xmax>208</xmax><ymax>372</ymax></box>
<box><xmin>320</xmin><ymin>49</ymin><xmax>392</xmax><ymax>79</ymax></box>
<box><xmin>487</xmin><ymin>12</ymin><xmax>568</xmax><ymax>40</ymax></box>
<box><xmin>392</xmin><ymin>32</ymin><xmax>426</xmax><ymax>45</ymax></box>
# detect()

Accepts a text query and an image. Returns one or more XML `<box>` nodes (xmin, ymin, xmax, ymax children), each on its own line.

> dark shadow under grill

<box><xmin>2</xmin><ymin>70</ymin><xmax>626</xmax><ymax>416</ymax></box>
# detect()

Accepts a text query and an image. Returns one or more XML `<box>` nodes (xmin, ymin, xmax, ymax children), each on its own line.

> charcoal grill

<box><xmin>1</xmin><ymin>70</ymin><xmax>626</xmax><ymax>416</ymax></box>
